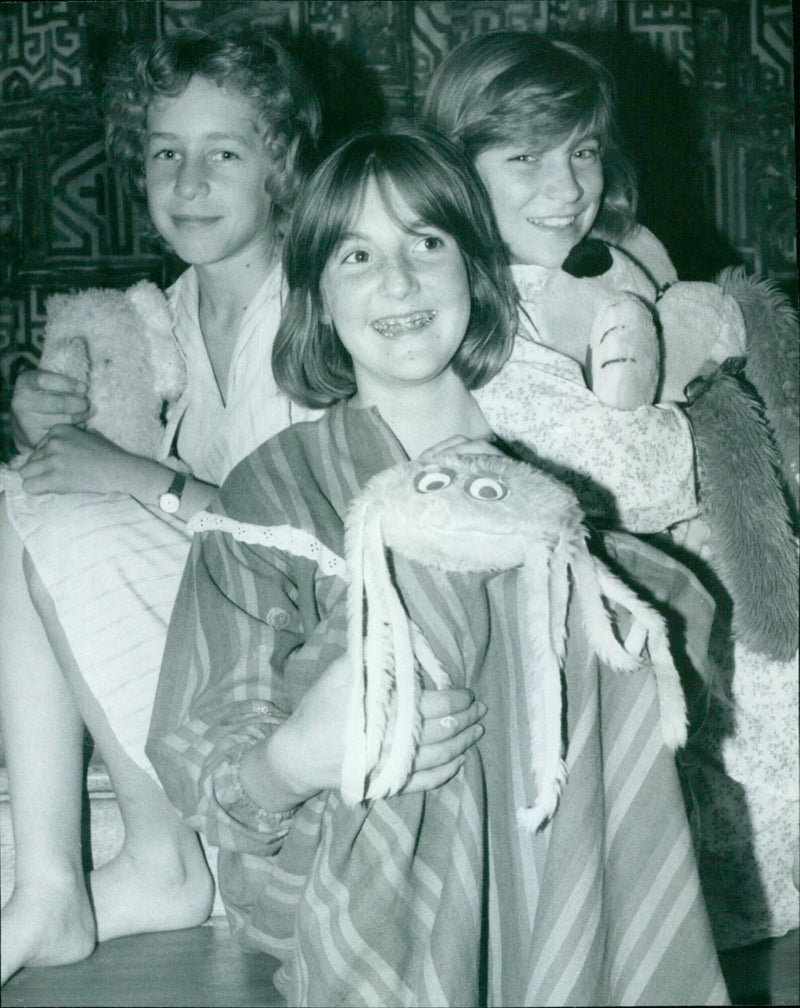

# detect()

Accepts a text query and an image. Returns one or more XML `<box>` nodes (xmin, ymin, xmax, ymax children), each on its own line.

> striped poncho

<box><xmin>147</xmin><ymin>402</ymin><xmax>728</xmax><ymax>1007</ymax></box>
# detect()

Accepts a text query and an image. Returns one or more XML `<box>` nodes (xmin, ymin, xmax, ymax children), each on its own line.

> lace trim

<box><xmin>188</xmin><ymin>511</ymin><xmax>346</xmax><ymax>578</ymax></box>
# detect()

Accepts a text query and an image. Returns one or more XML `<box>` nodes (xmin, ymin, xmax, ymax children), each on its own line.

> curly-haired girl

<box><xmin>1</xmin><ymin>28</ymin><xmax>320</xmax><ymax>984</ymax></box>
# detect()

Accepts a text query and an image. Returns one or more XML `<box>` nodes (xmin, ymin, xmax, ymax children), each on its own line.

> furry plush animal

<box><xmin>657</xmin><ymin>268</ymin><xmax>798</xmax><ymax>661</ymax></box>
<box><xmin>656</xmin><ymin>277</ymin><xmax>748</xmax><ymax>402</ymax></box>
<box><xmin>38</xmin><ymin>280</ymin><xmax>185</xmax><ymax>458</ymax></box>
<box><xmin>684</xmin><ymin>369</ymin><xmax>798</xmax><ymax>660</ymax></box>
<box><xmin>716</xmin><ymin>266</ymin><xmax>799</xmax><ymax>512</ymax></box>
<box><xmin>340</xmin><ymin>452</ymin><xmax>687</xmax><ymax>832</ymax></box>
<box><xmin>518</xmin><ymin>268</ymin><xmax>662</xmax><ymax>411</ymax></box>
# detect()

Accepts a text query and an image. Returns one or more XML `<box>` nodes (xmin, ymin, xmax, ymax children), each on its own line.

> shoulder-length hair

<box><xmin>103</xmin><ymin>28</ymin><xmax>321</xmax><ymax>229</ymax></box>
<box><xmin>421</xmin><ymin>30</ymin><xmax>637</xmax><ymax>241</ymax></box>
<box><xmin>272</xmin><ymin>129</ymin><xmax>517</xmax><ymax>409</ymax></box>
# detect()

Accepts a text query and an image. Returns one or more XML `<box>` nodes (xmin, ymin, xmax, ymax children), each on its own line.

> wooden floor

<box><xmin>3</xmin><ymin>920</ymin><xmax>797</xmax><ymax>1007</ymax></box>
<box><xmin>1</xmin><ymin>918</ymin><xmax>284</xmax><ymax>1008</ymax></box>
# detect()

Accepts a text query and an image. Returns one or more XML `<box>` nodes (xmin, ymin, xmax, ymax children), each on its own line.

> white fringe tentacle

<box><xmin>592</xmin><ymin>562</ymin><xmax>687</xmax><ymax>751</ymax></box>
<box><xmin>363</xmin><ymin>543</ymin><xmax>421</xmax><ymax>800</ymax></box>
<box><xmin>516</xmin><ymin>541</ymin><xmax>568</xmax><ymax>833</ymax></box>
<box><xmin>340</xmin><ymin>498</ymin><xmax>371</xmax><ymax>805</ymax></box>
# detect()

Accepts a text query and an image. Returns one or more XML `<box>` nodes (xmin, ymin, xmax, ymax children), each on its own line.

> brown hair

<box><xmin>103</xmin><ymin>28</ymin><xmax>320</xmax><ymax>230</ymax></box>
<box><xmin>421</xmin><ymin>30</ymin><xmax>637</xmax><ymax>241</ymax></box>
<box><xmin>272</xmin><ymin>129</ymin><xmax>517</xmax><ymax>408</ymax></box>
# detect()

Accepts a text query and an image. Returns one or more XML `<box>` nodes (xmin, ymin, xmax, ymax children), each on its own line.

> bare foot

<box><xmin>89</xmin><ymin>829</ymin><xmax>214</xmax><ymax>943</ymax></box>
<box><xmin>1</xmin><ymin>875</ymin><xmax>96</xmax><ymax>986</ymax></box>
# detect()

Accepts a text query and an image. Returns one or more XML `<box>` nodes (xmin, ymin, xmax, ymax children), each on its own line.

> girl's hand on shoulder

<box><xmin>18</xmin><ymin>425</ymin><xmax>139</xmax><ymax>496</ymax></box>
<box><xmin>11</xmin><ymin>369</ymin><xmax>91</xmax><ymax>450</ymax></box>
<box><xmin>419</xmin><ymin>434</ymin><xmax>504</xmax><ymax>459</ymax></box>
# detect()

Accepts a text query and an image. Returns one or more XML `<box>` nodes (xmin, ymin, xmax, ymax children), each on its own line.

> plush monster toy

<box><xmin>340</xmin><ymin>451</ymin><xmax>688</xmax><ymax>832</ymax></box>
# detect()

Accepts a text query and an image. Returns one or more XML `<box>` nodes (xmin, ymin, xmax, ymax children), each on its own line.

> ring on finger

<box><xmin>440</xmin><ymin>715</ymin><xmax>458</xmax><ymax>731</ymax></box>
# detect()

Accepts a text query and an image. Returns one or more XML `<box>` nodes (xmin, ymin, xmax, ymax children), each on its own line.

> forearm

<box><xmin>148</xmin><ymin>714</ymin><xmax>295</xmax><ymax>853</ymax></box>
<box><xmin>239</xmin><ymin>725</ymin><xmax>320</xmax><ymax>814</ymax></box>
<box><xmin>238</xmin><ymin>652</ymin><xmax>352</xmax><ymax>814</ymax></box>
<box><xmin>115</xmin><ymin>452</ymin><xmax>217</xmax><ymax>520</ymax></box>
<box><xmin>476</xmin><ymin>362</ymin><xmax>699</xmax><ymax>533</ymax></box>
<box><xmin>146</xmin><ymin>515</ymin><xmax>317</xmax><ymax>851</ymax></box>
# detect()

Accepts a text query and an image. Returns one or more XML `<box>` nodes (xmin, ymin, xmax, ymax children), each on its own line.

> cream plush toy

<box><xmin>545</xmin><ymin>263</ymin><xmax>797</xmax><ymax>656</ymax></box>
<box><xmin>340</xmin><ymin>451</ymin><xmax>687</xmax><ymax>832</ymax></box>
<box><xmin>522</xmin><ymin>251</ymin><xmax>755</xmax><ymax>415</ymax></box>
<box><xmin>517</xmin><ymin>267</ymin><xmax>662</xmax><ymax>411</ymax></box>
<box><xmin>36</xmin><ymin>280</ymin><xmax>185</xmax><ymax>458</ymax></box>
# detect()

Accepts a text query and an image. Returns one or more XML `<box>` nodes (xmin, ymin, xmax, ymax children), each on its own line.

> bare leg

<box><xmin>0</xmin><ymin>507</ymin><xmax>96</xmax><ymax>986</ymax></box>
<box><xmin>24</xmin><ymin>558</ymin><xmax>214</xmax><ymax>944</ymax></box>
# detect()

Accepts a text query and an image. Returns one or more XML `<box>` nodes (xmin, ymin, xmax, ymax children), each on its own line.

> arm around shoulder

<box><xmin>476</xmin><ymin>352</ymin><xmax>700</xmax><ymax>533</ymax></box>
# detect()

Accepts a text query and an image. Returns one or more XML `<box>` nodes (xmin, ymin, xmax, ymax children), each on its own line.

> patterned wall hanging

<box><xmin>0</xmin><ymin>0</ymin><xmax>795</xmax><ymax>459</ymax></box>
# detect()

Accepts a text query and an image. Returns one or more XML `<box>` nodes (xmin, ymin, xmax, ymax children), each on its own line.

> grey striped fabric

<box><xmin>148</xmin><ymin>403</ymin><xmax>728</xmax><ymax>1007</ymax></box>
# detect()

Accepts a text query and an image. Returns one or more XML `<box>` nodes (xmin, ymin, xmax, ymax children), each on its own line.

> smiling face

<box><xmin>473</xmin><ymin>129</ymin><xmax>604</xmax><ymax>268</ymax></box>
<box><xmin>319</xmin><ymin>176</ymin><xmax>471</xmax><ymax>400</ymax></box>
<box><xmin>145</xmin><ymin>75</ymin><xmax>277</xmax><ymax>269</ymax></box>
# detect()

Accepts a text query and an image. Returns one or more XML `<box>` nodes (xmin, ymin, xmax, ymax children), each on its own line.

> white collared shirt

<box><xmin>160</xmin><ymin>264</ymin><xmax>318</xmax><ymax>485</ymax></box>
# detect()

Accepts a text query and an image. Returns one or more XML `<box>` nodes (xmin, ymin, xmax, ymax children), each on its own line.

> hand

<box><xmin>10</xmin><ymin>369</ymin><xmax>91</xmax><ymax>450</ymax></box>
<box><xmin>249</xmin><ymin>656</ymin><xmax>486</xmax><ymax>810</ymax></box>
<box><xmin>17</xmin><ymin>424</ymin><xmax>138</xmax><ymax>496</ymax></box>
<box><xmin>420</xmin><ymin>434</ymin><xmax>504</xmax><ymax>459</ymax></box>
<box><xmin>401</xmin><ymin>686</ymin><xmax>486</xmax><ymax>794</ymax></box>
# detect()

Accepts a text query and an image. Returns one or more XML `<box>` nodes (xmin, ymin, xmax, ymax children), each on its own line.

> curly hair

<box><xmin>103</xmin><ymin>28</ymin><xmax>321</xmax><ymax>227</ymax></box>
<box><xmin>421</xmin><ymin>31</ymin><xmax>638</xmax><ymax>241</ymax></box>
<box><xmin>272</xmin><ymin>129</ymin><xmax>518</xmax><ymax>409</ymax></box>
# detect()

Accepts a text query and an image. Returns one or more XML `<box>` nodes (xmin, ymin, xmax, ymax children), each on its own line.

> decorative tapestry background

<box><xmin>0</xmin><ymin>1</ymin><xmax>796</xmax><ymax>459</ymax></box>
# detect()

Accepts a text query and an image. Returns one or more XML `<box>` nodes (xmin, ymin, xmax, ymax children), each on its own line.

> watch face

<box><xmin>159</xmin><ymin>492</ymin><xmax>180</xmax><ymax>514</ymax></box>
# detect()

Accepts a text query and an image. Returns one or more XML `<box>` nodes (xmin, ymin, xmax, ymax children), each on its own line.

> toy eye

<box><xmin>465</xmin><ymin>476</ymin><xmax>508</xmax><ymax>501</ymax></box>
<box><xmin>414</xmin><ymin>468</ymin><xmax>455</xmax><ymax>493</ymax></box>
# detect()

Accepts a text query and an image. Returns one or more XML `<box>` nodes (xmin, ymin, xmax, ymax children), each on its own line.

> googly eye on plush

<box><xmin>465</xmin><ymin>475</ymin><xmax>509</xmax><ymax>501</ymax></box>
<box><xmin>414</xmin><ymin>468</ymin><xmax>455</xmax><ymax>494</ymax></box>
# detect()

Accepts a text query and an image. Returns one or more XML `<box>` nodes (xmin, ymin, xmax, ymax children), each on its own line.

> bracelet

<box><xmin>229</xmin><ymin>744</ymin><xmax>295</xmax><ymax>831</ymax></box>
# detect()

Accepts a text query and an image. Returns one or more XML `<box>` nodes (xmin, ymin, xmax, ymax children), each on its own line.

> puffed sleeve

<box><xmin>475</xmin><ymin>342</ymin><xmax>699</xmax><ymax>534</ymax></box>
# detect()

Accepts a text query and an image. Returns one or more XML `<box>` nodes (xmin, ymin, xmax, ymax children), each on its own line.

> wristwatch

<box><xmin>158</xmin><ymin>471</ymin><xmax>186</xmax><ymax>515</ymax></box>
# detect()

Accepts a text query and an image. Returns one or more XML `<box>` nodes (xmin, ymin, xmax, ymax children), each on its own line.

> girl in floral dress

<box><xmin>423</xmin><ymin>29</ymin><xmax>798</xmax><ymax>951</ymax></box>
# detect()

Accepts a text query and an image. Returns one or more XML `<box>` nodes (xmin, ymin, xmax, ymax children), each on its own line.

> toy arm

<box><xmin>587</xmin><ymin>295</ymin><xmax>660</xmax><ymax>410</ymax></box>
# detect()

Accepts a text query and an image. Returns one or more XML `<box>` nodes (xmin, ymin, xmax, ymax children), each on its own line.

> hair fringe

<box><xmin>103</xmin><ymin>27</ymin><xmax>320</xmax><ymax>225</ymax></box>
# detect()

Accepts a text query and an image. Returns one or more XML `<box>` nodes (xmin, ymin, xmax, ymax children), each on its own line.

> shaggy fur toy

<box><xmin>340</xmin><ymin>452</ymin><xmax>687</xmax><ymax>832</ymax></box>
<box><xmin>684</xmin><ymin>368</ymin><xmax>798</xmax><ymax>662</ymax></box>
<box><xmin>38</xmin><ymin>280</ymin><xmax>185</xmax><ymax>458</ymax></box>
<box><xmin>717</xmin><ymin>266</ymin><xmax>799</xmax><ymax>514</ymax></box>
<box><xmin>656</xmin><ymin>269</ymin><xmax>798</xmax><ymax>661</ymax></box>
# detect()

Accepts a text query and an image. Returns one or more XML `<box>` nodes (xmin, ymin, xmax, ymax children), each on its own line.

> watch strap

<box><xmin>165</xmin><ymin>470</ymin><xmax>187</xmax><ymax>499</ymax></box>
